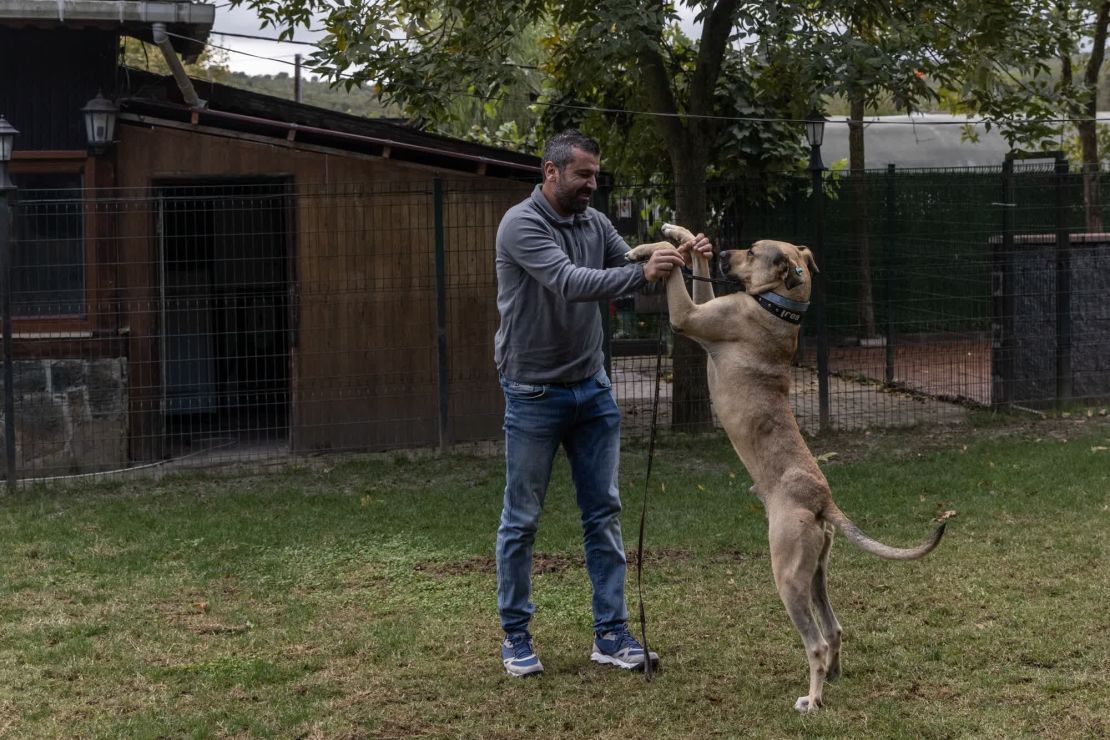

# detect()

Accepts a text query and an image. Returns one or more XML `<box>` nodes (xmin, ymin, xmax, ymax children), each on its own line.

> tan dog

<box><xmin>627</xmin><ymin>224</ymin><xmax>945</xmax><ymax>712</ymax></box>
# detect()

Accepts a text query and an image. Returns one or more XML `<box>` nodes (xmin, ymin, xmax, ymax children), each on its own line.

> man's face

<box><xmin>545</xmin><ymin>146</ymin><xmax>600</xmax><ymax>215</ymax></box>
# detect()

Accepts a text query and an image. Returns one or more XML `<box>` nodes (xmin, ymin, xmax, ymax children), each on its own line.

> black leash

<box><xmin>634</xmin><ymin>267</ymin><xmax>724</xmax><ymax>681</ymax></box>
<box><xmin>681</xmin><ymin>267</ymin><xmax>734</xmax><ymax>288</ymax></box>
<box><xmin>635</xmin><ymin>316</ymin><xmax>667</xmax><ymax>681</ymax></box>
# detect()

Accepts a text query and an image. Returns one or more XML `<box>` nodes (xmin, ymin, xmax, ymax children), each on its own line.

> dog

<box><xmin>626</xmin><ymin>224</ymin><xmax>945</xmax><ymax>712</ymax></box>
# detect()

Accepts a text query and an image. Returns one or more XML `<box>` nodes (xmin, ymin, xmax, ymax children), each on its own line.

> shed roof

<box><xmin>820</xmin><ymin>114</ymin><xmax>1055</xmax><ymax>169</ymax></box>
<box><xmin>117</xmin><ymin>68</ymin><xmax>542</xmax><ymax>179</ymax></box>
<box><xmin>0</xmin><ymin>0</ymin><xmax>214</xmax><ymax>59</ymax></box>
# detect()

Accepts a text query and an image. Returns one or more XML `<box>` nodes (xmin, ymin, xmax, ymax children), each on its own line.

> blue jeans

<box><xmin>496</xmin><ymin>368</ymin><xmax>627</xmax><ymax>635</ymax></box>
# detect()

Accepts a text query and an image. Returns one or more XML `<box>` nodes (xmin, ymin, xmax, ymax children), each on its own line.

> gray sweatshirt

<box><xmin>494</xmin><ymin>185</ymin><xmax>649</xmax><ymax>384</ymax></box>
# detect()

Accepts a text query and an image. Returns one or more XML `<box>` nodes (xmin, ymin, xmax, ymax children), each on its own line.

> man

<box><xmin>493</xmin><ymin>129</ymin><xmax>711</xmax><ymax>677</ymax></box>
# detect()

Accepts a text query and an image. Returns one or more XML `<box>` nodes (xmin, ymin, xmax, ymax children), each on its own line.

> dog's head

<box><xmin>718</xmin><ymin>240</ymin><xmax>819</xmax><ymax>299</ymax></box>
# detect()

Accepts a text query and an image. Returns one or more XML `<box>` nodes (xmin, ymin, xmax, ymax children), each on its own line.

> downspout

<box><xmin>151</xmin><ymin>22</ymin><xmax>205</xmax><ymax>108</ymax></box>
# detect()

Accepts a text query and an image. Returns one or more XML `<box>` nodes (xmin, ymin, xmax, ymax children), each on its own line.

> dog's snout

<box><xmin>719</xmin><ymin>250</ymin><xmax>734</xmax><ymax>269</ymax></box>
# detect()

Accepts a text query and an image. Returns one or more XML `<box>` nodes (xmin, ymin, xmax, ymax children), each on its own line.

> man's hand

<box><xmin>678</xmin><ymin>233</ymin><xmax>714</xmax><ymax>264</ymax></box>
<box><xmin>642</xmin><ymin>246</ymin><xmax>686</xmax><ymax>282</ymax></box>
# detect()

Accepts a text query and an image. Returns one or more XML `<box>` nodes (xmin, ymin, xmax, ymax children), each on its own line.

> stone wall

<box><xmin>0</xmin><ymin>358</ymin><xmax>128</xmax><ymax>478</ymax></box>
<box><xmin>992</xmin><ymin>234</ymin><xmax>1110</xmax><ymax>408</ymax></box>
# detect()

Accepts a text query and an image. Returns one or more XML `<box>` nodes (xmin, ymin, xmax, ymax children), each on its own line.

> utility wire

<box><xmin>212</xmin><ymin>29</ymin><xmax>321</xmax><ymax>45</ymax></box>
<box><xmin>169</xmin><ymin>31</ymin><xmax>1110</xmax><ymax>127</ymax></box>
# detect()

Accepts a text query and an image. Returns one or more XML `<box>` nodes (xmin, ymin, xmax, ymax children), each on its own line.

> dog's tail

<box><xmin>824</xmin><ymin>501</ymin><xmax>946</xmax><ymax>560</ymax></box>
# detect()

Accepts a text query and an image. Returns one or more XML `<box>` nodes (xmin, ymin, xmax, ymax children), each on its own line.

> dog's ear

<box><xmin>798</xmin><ymin>246</ymin><xmax>819</xmax><ymax>275</ymax></box>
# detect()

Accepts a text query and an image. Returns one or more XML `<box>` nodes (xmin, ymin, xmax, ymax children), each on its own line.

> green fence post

<box><xmin>884</xmin><ymin>164</ymin><xmax>896</xmax><ymax>384</ymax></box>
<box><xmin>433</xmin><ymin>178</ymin><xmax>449</xmax><ymax>452</ymax></box>
<box><xmin>1</xmin><ymin>189</ymin><xmax>14</xmax><ymax>491</ymax></box>
<box><xmin>812</xmin><ymin>164</ymin><xmax>830</xmax><ymax>432</ymax></box>
<box><xmin>1054</xmin><ymin>154</ymin><xmax>1071</xmax><ymax>408</ymax></box>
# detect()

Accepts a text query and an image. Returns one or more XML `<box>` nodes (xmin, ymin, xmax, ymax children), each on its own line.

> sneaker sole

<box><xmin>504</xmin><ymin>662</ymin><xmax>544</xmax><ymax>678</ymax></box>
<box><xmin>590</xmin><ymin>652</ymin><xmax>660</xmax><ymax>671</ymax></box>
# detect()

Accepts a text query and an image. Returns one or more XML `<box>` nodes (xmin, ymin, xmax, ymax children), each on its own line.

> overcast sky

<box><xmin>209</xmin><ymin>4</ymin><xmax>325</xmax><ymax>76</ymax></box>
<box><xmin>211</xmin><ymin>4</ymin><xmax>700</xmax><ymax>77</ymax></box>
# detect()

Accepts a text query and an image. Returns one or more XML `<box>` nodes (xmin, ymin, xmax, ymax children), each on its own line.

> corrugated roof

<box><xmin>118</xmin><ymin>68</ymin><xmax>542</xmax><ymax>179</ymax></box>
<box><xmin>821</xmin><ymin>114</ymin><xmax>1049</xmax><ymax>169</ymax></box>
<box><xmin>0</xmin><ymin>0</ymin><xmax>214</xmax><ymax>59</ymax></box>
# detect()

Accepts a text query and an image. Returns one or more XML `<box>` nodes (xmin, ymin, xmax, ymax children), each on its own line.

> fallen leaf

<box><xmin>937</xmin><ymin>510</ymin><xmax>958</xmax><ymax>522</ymax></box>
<box><xmin>817</xmin><ymin>452</ymin><xmax>839</xmax><ymax>464</ymax></box>
<box><xmin>1091</xmin><ymin>446</ymin><xmax>1108</xmax><ymax>452</ymax></box>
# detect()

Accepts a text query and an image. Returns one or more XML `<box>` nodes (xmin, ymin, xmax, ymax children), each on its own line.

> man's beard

<box><xmin>555</xmin><ymin>184</ymin><xmax>593</xmax><ymax>214</ymax></box>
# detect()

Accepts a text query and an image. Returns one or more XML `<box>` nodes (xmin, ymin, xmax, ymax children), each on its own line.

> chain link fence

<box><xmin>1</xmin><ymin>164</ymin><xmax>1107</xmax><ymax>483</ymax></box>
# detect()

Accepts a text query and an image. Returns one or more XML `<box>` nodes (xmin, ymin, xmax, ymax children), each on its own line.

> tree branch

<box><xmin>688</xmin><ymin>0</ymin><xmax>744</xmax><ymax>124</ymax></box>
<box><xmin>1084</xmin><ymin>1</ymin><xmax>1110</xmax><ymax>93</ymax></box>
<box><xmin>639</xmin><ymin>26</ymin><xmax>686</xmax><ymax>154</ymax></box>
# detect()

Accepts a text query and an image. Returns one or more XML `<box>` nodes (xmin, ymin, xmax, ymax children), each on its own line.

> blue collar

<box><xmin>754</xmin><ymin>292</ymin><xmax>809</xmax><ymax>325</ymax></box>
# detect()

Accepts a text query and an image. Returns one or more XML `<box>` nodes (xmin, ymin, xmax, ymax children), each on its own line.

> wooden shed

<box><xmin>115</xmin><ymin>75</ymin><xmax>537</xmax><ymax>461</ymax></box>
<box><xmin>0</xmin><ymin>11</ymin><xmax>538</xmax><ymax>476</ymax></box>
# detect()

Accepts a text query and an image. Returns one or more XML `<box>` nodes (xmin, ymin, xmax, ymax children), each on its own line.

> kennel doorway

<box><xmin>156</xmin><ymin>179</ymin><xmax>294</xmax><ymax>458</ymax></box>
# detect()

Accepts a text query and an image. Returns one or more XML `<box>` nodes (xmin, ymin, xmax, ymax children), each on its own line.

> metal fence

<box><xmin>611</xmin><ymin>160</ymin><xmax>1109</xmax><ymax>437</ymax></box>
<box><xmin>1</xmin><ymin>163</ymin><xmax>1108</xmax><ymax>483</ymax></box>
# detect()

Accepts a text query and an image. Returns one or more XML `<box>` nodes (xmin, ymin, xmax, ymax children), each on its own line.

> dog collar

<box><xmin>754</xmin><ymin>292</ymin><xmax>809</xmax><ymax>325</ymax></box>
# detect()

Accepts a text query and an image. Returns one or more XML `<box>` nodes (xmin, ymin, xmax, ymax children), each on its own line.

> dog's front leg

<box><xmin>690</xmin><ymin>251</ymin><xmax>714</xmax><ymax>305</ymax></box>
<box><xmin>625</xmin><ymin>240</ymin><xmax>699</xmax><ymax>330</ymax></box>
<box><xmin>660</xmin><ymin>222</ymin><xmax>713</xmax><ymax>305</ymax></box>
<box><xmin>626</xmin><ymin>244</ymin><xmax>729</xmax><ymax>341</ymax></box>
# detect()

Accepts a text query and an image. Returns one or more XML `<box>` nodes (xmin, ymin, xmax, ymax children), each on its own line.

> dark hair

<box><xmin>542</xmin><ymin>129</ymin><xmax>600</xmax><ymax>172</ymax></box>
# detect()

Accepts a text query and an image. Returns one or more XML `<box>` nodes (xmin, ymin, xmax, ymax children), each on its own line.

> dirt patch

<box><xmin>806</xmin><ymin>409</ymin><xmax>1110</xmax><ymax>464</ymax></box>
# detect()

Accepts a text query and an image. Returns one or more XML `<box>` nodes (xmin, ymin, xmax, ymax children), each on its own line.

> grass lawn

<box><xmin>1</xmin><ymin>412</ymin><xmax>1107</xmax><ymax>738</ymax></box>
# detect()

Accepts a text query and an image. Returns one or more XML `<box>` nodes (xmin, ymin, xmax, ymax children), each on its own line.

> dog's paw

<box><xmin>793</xmin><ymin>696</ymin><xmax>822</xmax><ymax>714</ymax></box>
<box><xmin>662</xmin><ymin>222</ymin><xmax>696</xmax><ymax>245</ymax></box>
<box><xmin>625</xmin><ymin>244</ymin><xmax>661</xmax><ymax>262</ymax></box>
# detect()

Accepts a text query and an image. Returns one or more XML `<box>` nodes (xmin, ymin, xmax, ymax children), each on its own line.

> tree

<box><xmin>805</xmin><ymin>2</ymin><xmax>950</xmax><ymax>341</ymax></box>
<box><xmin>1057</xmin><ymin>1</ymin><xmax>1110</xmax><ymax>230</ymax></box>
<box><xmin>231</xmin><ymin>0</ymin><xmax>814</xmax><ymax>430</ymax></box>
<box><xmin>941</xmin><ymin>0</ymin><xmax>1110</xmax><ymax>230</ymax></box>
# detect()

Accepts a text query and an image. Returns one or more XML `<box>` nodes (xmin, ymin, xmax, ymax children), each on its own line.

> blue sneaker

<box><xmin>501</xmin><ymin>632</ymin><xmax>543</xmax><ymax>677</ymax></box>
<box><xmin>590</xmin><ymin>624</ymin><xmax>660</xmax><ymax>671</ymax></box>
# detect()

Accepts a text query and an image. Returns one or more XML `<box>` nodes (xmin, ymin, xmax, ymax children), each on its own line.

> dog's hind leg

<box><xmin>811</xmin><ymin>522</ymin><xmax>843</xmax><ymax>680</ymax></box>
<box><xmin>769</xmin><ymin>510</ymin><xmax>829</xmax><ymax>713</ymax></box>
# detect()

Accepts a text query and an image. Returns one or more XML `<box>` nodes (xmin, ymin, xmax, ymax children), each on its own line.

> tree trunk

<box><xmin>1080</xmin><ymin>1</ymin><xmax>1110</xmax><ymax>231</ymax></box>
<box><xmin>1080</xmin><ymin>119</ymin><xmax>1102</xmax><ymax>232</ymax></box>
<box><xmin>849</xmin><ymin>93</ymin><xmax>877</xmax><ymax>339</ymax></box>
<box><xmin>670</xmin><ymin>148</ymin><xmax>713</xmax><ymax>432</ymax></box>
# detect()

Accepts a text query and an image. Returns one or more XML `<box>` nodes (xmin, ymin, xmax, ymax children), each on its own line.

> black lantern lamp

<box><xmin>81</xmin><ymin>91</ymin><xmax>117</xmax><ymax>153</ymax></box>
<box><xmin>804</xmin><ymin>109</ymin><xmax>827</xmax><ymax>172</ymax></box>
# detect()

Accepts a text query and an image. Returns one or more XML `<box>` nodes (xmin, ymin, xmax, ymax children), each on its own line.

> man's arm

<box><xmin>503</xmin><ymin>218</ymin><xmax>645</xmax><ymax>302</ymax></box>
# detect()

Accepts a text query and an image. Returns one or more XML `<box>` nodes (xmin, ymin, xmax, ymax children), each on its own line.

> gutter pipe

<box><xmin>152</xmin><ymin>21</ymin><xmax>204</xmax><ymax>108</ymax></box>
